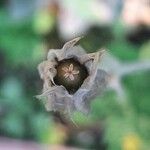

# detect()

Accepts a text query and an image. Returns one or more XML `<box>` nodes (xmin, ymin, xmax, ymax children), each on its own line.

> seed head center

<box><xmin>62</xmin><ymin>64</ymin><xmax>79</xmax><ymax>81</ymax></box>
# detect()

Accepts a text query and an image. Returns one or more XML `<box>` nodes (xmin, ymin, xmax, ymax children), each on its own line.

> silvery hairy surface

<box><xmin>37</xmin><ymin>37</ymin><xmax>108</xmax><ymax>115</ymax></box>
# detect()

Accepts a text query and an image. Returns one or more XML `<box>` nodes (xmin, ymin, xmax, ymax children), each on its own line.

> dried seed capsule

<box><xmin>54</xmin><ymin>58</ymin><xmax>88</xmax><ymax>94</ymax></box>
<box><xmin>37</xmin><ymin>37</ymin><xmax>108</xmax><ymax>115</ymax></box>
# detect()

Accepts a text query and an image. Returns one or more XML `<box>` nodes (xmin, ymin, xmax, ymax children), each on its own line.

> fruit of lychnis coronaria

<box><xmin>37</xmin><ymin>37</ymin><xmax>108</xmax><ymax>115</ymax></box>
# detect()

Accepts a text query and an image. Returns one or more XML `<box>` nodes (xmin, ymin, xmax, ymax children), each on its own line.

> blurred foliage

<box><xmin>0</xmin><ymin>10</ymin><xmax>44</xmax><ymax>67</ymax></box>
<box><xmin>0</xmin><ymin>3</ymin><xmax>150</xmax><ymax>150</ymax></box>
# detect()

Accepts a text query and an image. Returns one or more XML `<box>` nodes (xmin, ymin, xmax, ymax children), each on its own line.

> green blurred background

<box><xmin>0</xmin><ymin>0</ymin><xmax>150</xmax><ymax>150</ymax></box>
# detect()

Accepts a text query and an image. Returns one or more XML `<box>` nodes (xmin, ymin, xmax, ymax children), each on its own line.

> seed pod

<box><xmin>37</xmin><ymin>37</ymin><xmax>108</xmax><ymax>115</ymax></box>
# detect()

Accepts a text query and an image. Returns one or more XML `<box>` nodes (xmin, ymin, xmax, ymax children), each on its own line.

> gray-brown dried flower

<box><xmin>37</xmin><ymin>37</ymin><xmax>108</xmax><ymax>115</ymax></box>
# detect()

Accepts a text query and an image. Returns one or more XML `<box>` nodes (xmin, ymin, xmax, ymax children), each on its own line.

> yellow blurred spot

<box><xmin>46</xmin><ymin>123</ymin><xmax>68</xmax><ymax>145</ymax></box>
<box><xmin>122</xmin><ymin>133</ymin><xmax>141</xmax><ymax>150</ymax></box>
<box><xmin>33</xmin><ymin>10</ymin><xmax>55</xmax><ymax>35</ymax></box>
